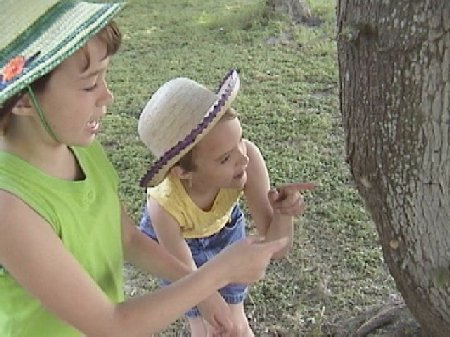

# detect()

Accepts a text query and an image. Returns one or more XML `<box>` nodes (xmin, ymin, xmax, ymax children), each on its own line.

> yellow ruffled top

<box><xmin>147</xmin><ymin>174</ymin><xmax>242</xmax><ymax>238</ymax></box>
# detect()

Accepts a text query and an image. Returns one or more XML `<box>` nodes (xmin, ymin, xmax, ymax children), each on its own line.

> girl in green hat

<box><xmin>0</xmin><ymin>1</ymin><xmax>288</xmax><ymax>336</ymax></box>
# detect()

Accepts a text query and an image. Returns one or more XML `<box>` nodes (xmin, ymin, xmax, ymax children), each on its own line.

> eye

<box><xmin>84</xmin><ymin>82</ymin><xmax>98</xmax><ymax>92</ymax></box>
<box><xmin>83</xmin><ymin>73</ymin><xmax>105</xmax><ymax>92</ymax></box>
<box><xmin>220</xmin><ymin>155</ymin><xmax>231</xmax><ymax>164</ymax></box>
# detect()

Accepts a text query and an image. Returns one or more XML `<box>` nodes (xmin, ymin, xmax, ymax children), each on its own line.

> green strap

<box><xmin>27</xmin><ymin>86</ymin><xmax>59</xmax><ymax>142</ymax></box>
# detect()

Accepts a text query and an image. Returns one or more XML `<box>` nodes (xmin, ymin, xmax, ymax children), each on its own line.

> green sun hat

<box><xmin>0</xmin><ymin>0</ymin><xmax>125</xmax><ymax>106</ymax></box>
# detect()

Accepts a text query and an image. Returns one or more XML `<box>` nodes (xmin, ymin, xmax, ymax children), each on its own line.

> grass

<box><xmin>99</xmin><ymin>0</ymin><xmax>396</xmax><ymax>335</ymax></box>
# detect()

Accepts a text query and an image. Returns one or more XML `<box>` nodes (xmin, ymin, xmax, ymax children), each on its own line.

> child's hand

<box><xmin>197</xmin><ymin>292</ymin><xmax>233</xmax><ymax>335</ymax></box>
<box><xmin>268</xmin><ymin>182</ymin><xmax>316</xmax><ymax>216</ymax></box>
<box><xmin>214</xmin><ymin>236</ymin><xmax>289</xmax><ymax>285</ymax></box>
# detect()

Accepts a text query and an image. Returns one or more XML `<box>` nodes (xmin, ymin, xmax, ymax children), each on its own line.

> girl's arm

<box><xmin>0</xmin><ymin>191</ymin><xmax>285</xmax><ymax>337</ymax></box>
<box><xmin>123</xmin><ymin>200</ymin><xmax>233</xmax><ymax>331</ymax></box>
<box><xmin>244</xmin><ymin>140</ymin><xmax>305</xmax><ymax>259</ymax></box>
<box><xmin>148</xmin><ymin>198</ymin><xmax>196</xmax><ymax>270</ymax></box>
<box><xmin>121</xmin><ymin>203</ymin><xmax>194</xmax><ymax>281</ymax></box>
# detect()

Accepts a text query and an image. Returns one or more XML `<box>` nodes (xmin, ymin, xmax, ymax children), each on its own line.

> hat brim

<box><xmin>139</xmin><ymin>69</ymin><xmax>240</xmax><ymax>187</ymax></box>
<box><xmin>0</xmin><ymin>1</ymin><xmax>124</xmax><ymax>105</ymax></box>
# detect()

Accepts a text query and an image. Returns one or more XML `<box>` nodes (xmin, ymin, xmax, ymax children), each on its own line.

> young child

<box><xmin>138</xmin><ymin>70</ymin><xmax>315</xmax><ymax>336</ymax></box>
<box><xmin>0</xmin><ymin>2</ymin><xmax>288</xmax><ymax>336</ymax></box>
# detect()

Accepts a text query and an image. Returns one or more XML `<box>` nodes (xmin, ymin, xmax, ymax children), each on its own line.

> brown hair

<box><xmin>0</xmin><ymin>21</ymin><xmax>122</xmax><ymax>132</ymax></box>
<box><xmin>177</xmin><ymin>108</ymin><xmax>238</xmax><ymax>172</ymax></box>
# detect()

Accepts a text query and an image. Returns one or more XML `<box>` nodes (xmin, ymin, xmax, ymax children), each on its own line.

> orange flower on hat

<box><xmin>0</xmin><ymin>52</ymin><xmax>40</xmax><ymax>91</ymax></box>
<box><xmin>1</xmin><ymin>56</ymin><xmax>26</xmax><ymax>82</ymax></box>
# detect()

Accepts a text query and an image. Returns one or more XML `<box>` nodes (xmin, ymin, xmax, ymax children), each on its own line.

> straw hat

<box><xmin>139</xmin><ymin>69</ymin><xmax>240</xmax><ymax>187</ymax></box>
<box><xmin>0</xmin><ymin>0</ymin><xmax>124</xmax><ymax>106</ymax></box>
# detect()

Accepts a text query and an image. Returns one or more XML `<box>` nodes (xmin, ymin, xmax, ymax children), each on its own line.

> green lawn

<box><xmin>99</xmin><ymin>0</ymin><xmax>396</xmax><ymax>335</ymax></box>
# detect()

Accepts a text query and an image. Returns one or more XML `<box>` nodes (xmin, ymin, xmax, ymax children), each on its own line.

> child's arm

<box><xmin>0</xmin><ymin>191</ymin><xmax>285</xmax><ymax>337</ymax></box>
<box><xmin>120</xmin><ymin>204</ymin><xmax>194</xmax><ymax>281</ymax></box>
<box><xmin>122</xmin><ymin>201</ymin><xmax>233</xmax><ymax>332</ymax></box>
<box><xmin>147</xmin><ymin>198</ymin><xmax>196</xmax><ymax>270</ymax></box>
<box><xmin>243</xmin><ymin>140</ymin><xmax>311</xmax><ymax>259</ymax></box>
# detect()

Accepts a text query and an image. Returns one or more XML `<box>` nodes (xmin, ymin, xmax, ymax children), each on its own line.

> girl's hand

<box><xmin>268</xmin><ymin>182</ymin><xmax>316</xmax><ymax>216</ymax></box>
<box><xmin>213</xmin><ymin>236</ymin><xmax>289</xmax><ymax>285</ymax></box>
<box><xmin>197</xmin><ymin>292</ymin><xmax>233</xmax><ymax>335</ymax></box>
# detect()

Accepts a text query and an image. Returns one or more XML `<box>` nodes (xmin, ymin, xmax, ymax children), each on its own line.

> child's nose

<box><xmin>98</xmin><ymin>87</ymin><xmax>114</xmax><ymax>107</ymax></box>
<box><xmin>239</xmin><ymin>152</ymin><xmax>249</xmax><ymax>167</ymax></box>
<box><xmin>237</xmin><ymin>143</ymin><xmax>249</xmax><ymax>166</ymax></box>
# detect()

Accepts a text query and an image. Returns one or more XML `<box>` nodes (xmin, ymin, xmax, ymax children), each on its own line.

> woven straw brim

<box><xmin>0</xmin><ymin>0</ymin><xmax>124</xmax><ymax>105</ymax></box>
<box><xmin>139</xmin><ymin>69</ymin><xmax>240</xmax><ymax>187</ymax></box>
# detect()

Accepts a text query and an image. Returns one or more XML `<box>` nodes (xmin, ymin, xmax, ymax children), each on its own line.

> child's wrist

<box><xmin>201</xmin><ymin>256</ymin><xmax>230</xmax><ymax>288</ymax></box>
<box><xmin>273</xmin><ymin>212</ymin><xmax>293</xmax><ymax>220</ymax></box>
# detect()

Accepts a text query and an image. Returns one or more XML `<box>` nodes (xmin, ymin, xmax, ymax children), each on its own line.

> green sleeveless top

<box><xmin>0</xmin><ymin>140</ymin><xmax>124</xmax><ymax>337</ymax></box>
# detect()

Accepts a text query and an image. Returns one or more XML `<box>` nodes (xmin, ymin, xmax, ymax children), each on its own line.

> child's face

<box><xmin>34</xmin><ymin>35</ymin><xmax>113</xmax><ymax>146</ymax></box>
<box><xmin>190</xmin><ymin>117</ymin><xmax>249</xmax><ymax>190</ymax></box>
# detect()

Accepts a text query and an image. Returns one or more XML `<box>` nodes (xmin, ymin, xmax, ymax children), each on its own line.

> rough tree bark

<box><xmin>337</xmin><ymin>1</ymin><xmax>450</xmax><ymax>336</ymax></box>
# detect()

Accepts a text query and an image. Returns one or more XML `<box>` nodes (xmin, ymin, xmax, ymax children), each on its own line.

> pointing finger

<box><xmin>275</xmin><ymin>182</ymin><xmax>317</xmax><ymax>192</ymax></box>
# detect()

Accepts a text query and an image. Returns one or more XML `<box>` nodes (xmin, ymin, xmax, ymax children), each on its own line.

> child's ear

<box><xmin>170</xmin><ymin>165</ymin><xmax>193</xmax><ymax>180</ymax></box>
<box><xmin>11</xmin><ymin>93</ymin><xmax>34</xmax><ymax>116</ymax></box>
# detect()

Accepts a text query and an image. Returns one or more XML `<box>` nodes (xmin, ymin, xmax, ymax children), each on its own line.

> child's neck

<box><xmin>1</xmin><ymin>129</ymin><xmax>84</xmax><ymax>181</ymax></box>
<box><xmin>180</xmin><ymin>178</ymin><xmax>220</xmax><ymax>212</ymax></box>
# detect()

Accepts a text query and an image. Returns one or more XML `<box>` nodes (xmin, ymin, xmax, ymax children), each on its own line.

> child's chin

<box><xmin>232</xmin><ymin>174</ymin><xmax>247</xmax><ymax>188</ymax></box>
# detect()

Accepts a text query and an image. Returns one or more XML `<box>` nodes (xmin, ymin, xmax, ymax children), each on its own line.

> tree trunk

<box><xmin>337</xmin><ymin>1</ymin><xmax>450</xmax><ymax>336</ymax></box>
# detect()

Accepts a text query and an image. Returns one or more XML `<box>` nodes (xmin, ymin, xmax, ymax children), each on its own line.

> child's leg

<box><xmin>190</xmin><ymin>302</ymin><xmax>254</xmax><ymax>337</ymax></box>
<box><xmin>192</xmin><ymin>312</ymin><xmax>253</xmax><ymax>337</ymax></box>
<box><xmin>188</xmin><ymin>316</ymin><xmax>207</xmax><ymax>337</ymax></box>
<box><xmin>186</xmin><ymin>204</ymin><xmax>248</xmax><ymax>336</ymax></box>
<box><xmin>229</xmin><ymin>303</ymin><xmax>254</xmax><ymax>337</ymax></box>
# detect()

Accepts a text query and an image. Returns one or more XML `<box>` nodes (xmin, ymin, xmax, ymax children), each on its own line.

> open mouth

<box><xmin>87</xmin><ymin>120</ymin><xmax>100</xmax><ymax>132</ymax></box>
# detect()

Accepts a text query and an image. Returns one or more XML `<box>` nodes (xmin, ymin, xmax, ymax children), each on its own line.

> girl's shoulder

<box><xmin>244</xmin><ymin>139</ymin><xmax>264</xmax><ymax>163</ymax></box>
<box><xmin>242</xmin><ymin>138</ymin><xmax>270</xmax><ymax>205</ymax></box>
<box><xmin>244</xmin><ymin>139</ymin><xmax>267</xmax><ymax>180</ymax></box>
